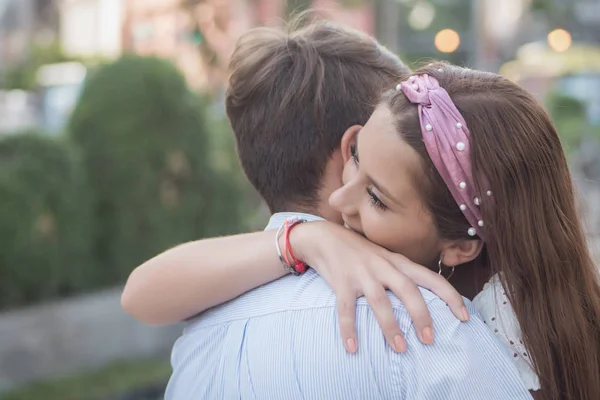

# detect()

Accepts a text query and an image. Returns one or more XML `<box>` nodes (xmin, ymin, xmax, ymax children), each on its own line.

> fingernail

<box><xmin>394</xmin><ymin>335</ymin><xmax>406</xmax><ymax>353</ymax></box>
<box><xmin>422</xmin><ymin>326</ymin><xmax>434</xmax><ymax>344</ymax></box>
<box><xmin>346</xmin><ymin>338</ymin><xmax>357</xmax><ymax>353</ymax></box>
<box><xmin>461</xmin><ymin>306</ymin><xmax>470</xmax><ymax>322</ymax></box>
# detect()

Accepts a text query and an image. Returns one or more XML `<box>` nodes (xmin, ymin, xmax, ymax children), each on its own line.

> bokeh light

<box><xmin>408</xmin><ymin>1</ymin><xmax>436</xmax><ymax>31</ymax></box>
<box><xmin>435</xmin><ymin>29</ymin><xmax>460</xmax><ymax>53</ymax></box>
<box><xmin>547</xmin><ymin>29</ymin><xmax>572</xmax><ymax>53</ymax></box>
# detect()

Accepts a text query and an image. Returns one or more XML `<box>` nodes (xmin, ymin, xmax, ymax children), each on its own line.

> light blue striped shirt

<box><xmin>165</xmin><ymin>212</ymin><xmax>531</xmax><ymax>399</ymax></box>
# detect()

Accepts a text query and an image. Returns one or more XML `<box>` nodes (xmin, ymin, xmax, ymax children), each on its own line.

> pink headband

<box><xmin>398</xmin><ymin>73</ymin><xmax>489</xmax><ymax>240</ymax></box>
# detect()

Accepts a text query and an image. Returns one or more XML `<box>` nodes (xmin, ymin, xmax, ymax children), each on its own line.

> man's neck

<box><xmin>275</xmin><ymin>205</ymin><xmax>342</xmax><ymax>225</ymax></box>
<box><xmin>273</xmin><ymin>202</ymin><xmax>325</xmax><ymax>219</ymax></box>
<box><xmin>279</xmin><ymin>208</ymin><xmax>322</xmax><ymax>217</ymax></box>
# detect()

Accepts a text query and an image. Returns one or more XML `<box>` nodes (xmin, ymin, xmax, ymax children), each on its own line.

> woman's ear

<box><xmin>441</xmin><ymin>239</ymin><xmax>483</xmax><ymax>267</ymax></box>
<box><xmin>340</xmin><ymin>125</ymin><xmax>362</xmax><ymax>164</ymax></box>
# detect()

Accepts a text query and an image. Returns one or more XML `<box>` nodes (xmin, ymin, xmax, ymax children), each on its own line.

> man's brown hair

<box><xmin>225</xmin><ymin>18</ymin><xmax>409</xmax><ymax>212</ymax></box>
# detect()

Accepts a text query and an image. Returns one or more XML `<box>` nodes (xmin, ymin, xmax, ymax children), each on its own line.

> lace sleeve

<box><xmin>472</xmin><ymin>274</ymin><xmax>541</xmax><ymax>391</ymax></box>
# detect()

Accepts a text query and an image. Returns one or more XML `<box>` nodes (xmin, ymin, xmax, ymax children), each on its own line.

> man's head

<box><xmin>225</xmin><ymin>18</ymin><xmax>410</xmax><ymax>220</ymax></box>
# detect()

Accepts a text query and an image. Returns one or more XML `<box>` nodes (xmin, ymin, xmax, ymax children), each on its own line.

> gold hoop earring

<box><xmin>438</xmin><ymin>255</ymin><xmax>455</xmax><ymax>280</ymax></box>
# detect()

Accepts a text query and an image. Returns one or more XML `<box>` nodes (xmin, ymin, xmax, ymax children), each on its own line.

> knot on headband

<box><xmin>399</xmin><ymin>74</ymin><xmax>439</xmax><ymax>107</ymax></box>
<box><xmin>396</xmin><ymin>73</ymin><xmax>490</xmax><ymax>240</ymax></box>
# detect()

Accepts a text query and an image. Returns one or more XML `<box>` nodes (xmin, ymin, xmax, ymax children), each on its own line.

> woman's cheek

<box><xmin>341</xmin><ymin>160</ymin><xmax>357</xmax><ymax>185</ymax></box>
<box><xmin>361</xmin><ymin>208</ymin><xmax>392</xmax><ymax>248</ymax></box>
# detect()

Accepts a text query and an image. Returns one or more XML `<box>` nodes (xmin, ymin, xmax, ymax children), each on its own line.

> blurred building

<box><xmin>0</xmin><ymin>0</ymin><xmax>60</xmax><ymax>133</ymax></box>
<box><xmin>121</xmin><ymin>0</ymin><xmax>286</xmax><ymax>89</ymax></box>
<box><xmin>58</xmin><ymin>0</ymin><xmax>124</xmax><ymax>58</ymax></box>
<box><xmin>569</xmin><ymin>0</ymin><xmax>600</xmax><ymax>43</ymax></box>
<box><xmin>0</xmin><ymin>0</ymin><xmax>59</xmax><ymax>73</ymax></box>
<box><xmin>122</xmin><ymin>0</ymin><xmax>205</xmax><ymax>88</ymax></box>
<box><xmin>121</xmin><ymin>0</ymin><xmax>374</xmax><ymax>90</ymax></box>
<box><xmin>312</xmin><ymin>0</ymin><xmax>374</xmax><ymax>35</ymax></box>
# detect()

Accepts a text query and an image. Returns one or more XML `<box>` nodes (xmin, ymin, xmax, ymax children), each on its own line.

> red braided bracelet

<box><xmin>282</xmin><ymin>217</ymin><xmax>307</xmax><ymax>275</ymax></box>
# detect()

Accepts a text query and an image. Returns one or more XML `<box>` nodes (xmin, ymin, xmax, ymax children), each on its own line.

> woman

<box><xmin>123</xmin><ymin>63</ymin><xmax>600</xmax><ymax>399</ymax></box>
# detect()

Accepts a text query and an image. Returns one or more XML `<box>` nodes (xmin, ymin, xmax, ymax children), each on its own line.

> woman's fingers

<box><xmin>391</xmin><ymin>254</ymin><xmax>469</xmax><ymax>322</ymax></box>
<box><xmin>382</xmin><ymin>267</ymin><xmax>434</xmax><ymax>345</ymax></box>
<box><xmin>364</xmin><ymin>282</ymin><xmax>407</xmax><ymax>352</ymax></box>
<box><xmin>336</xmin><ymin>288</ymin><xmax>358</xmax><ymax>353</ymax></box>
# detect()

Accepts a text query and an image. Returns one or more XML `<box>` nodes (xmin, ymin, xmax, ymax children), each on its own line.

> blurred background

<box><xmin>0</xmin><ymin>0</ymin><xmax>599</xmax><ymax>399</ymax></box>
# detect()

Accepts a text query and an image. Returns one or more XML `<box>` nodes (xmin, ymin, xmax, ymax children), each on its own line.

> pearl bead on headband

<box><xmin>397</xmin><ymin>74</ymin><xmax>490</xmax><ymax>240</ymax></box>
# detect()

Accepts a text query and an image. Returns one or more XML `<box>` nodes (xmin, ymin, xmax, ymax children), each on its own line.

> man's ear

<box><xmin>340</xmin><ymin>125</ymin><xmax>362</xmax><ymax>164</ymax></box>
<box><xmin>441</xmin><ymin>239</ymin><xmax>484</xmax><ymax>267</ymax></box>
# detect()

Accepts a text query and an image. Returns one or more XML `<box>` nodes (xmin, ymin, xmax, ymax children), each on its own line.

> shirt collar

<box><xmin>264</xmin><ymin>212</ymin><xmax>325</xmax><ymax>231</ymax></box>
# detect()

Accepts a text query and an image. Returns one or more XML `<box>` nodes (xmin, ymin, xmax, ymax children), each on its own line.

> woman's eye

<box><xmin>367</xmin><ymin>187</ymin><xmax>387</xmax><ymax>210</ymax></box>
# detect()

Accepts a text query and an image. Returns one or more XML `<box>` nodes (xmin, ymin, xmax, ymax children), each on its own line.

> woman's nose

<box><xmin>329</xmin><ymin>180</ymin><xmax>359</xmax><ymax>217</ymax></box>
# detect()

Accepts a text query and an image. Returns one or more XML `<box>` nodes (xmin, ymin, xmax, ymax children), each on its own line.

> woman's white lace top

<box><xmin>472</xmin><ymin>274</ymin><xmax>540</xmax><ymax>391</ymax></box>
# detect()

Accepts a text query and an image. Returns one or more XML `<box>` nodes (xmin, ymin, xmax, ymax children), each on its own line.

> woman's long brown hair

<box><xmin>387</xmin><ymin>63</ymin><xmax>600</xmax><ymax>400</ymax></box>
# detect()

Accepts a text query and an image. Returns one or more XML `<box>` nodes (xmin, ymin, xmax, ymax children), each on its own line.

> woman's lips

<box><xmin>343</xmin><ymin>221</ymin><xmax>367</xmax><ymax>238</ymax></box>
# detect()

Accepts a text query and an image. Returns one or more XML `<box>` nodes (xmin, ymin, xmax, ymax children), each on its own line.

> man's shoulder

<box><xmin>185</xmin><ymin>268</ymin><xmax>446</xmax><ymax>333</ymax></box>
<box><xmin>177</xmin><ymin>270</ymin><xmax>531</xmax><ymax>400</ymax></box>
<box><xmin>185</xmin><ymin>269</ymin><xmax>340</xmax><ymax>328</ymax></box>
<box><xmin>358</xmin><ymin>286</ymin><xmax>442</xmax><ymax>310</ymax></box>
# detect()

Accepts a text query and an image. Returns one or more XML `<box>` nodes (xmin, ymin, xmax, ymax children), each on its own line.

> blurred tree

<box><xmin>546</xmin><ymin>90</ymin><xmax>600</xmax><ymax>155</ymax></box>
<box><xmin>286</xmin><ymin>0</ymin><xmax>312</xmax><ymax>17</ymax></box>
<box><xmin>530</xmin><ymin>0</ymin><xmax>575</xmax><ymax>26</ymax></box>
<box><xmin>0</xmin><ymin>132</ymin><xmax>92</xmax><ymax>309</ymax></box>
<box><xmin>197</xmin><ymin>93</ymin><xmax>259</xmax><ymax>235</ymax></box>
<box><xmin>339</xmin><ymin>0</ymin><xmax>368</xmax><ymax>8</ymax></box>
<box><xmin>69</xmin><ymin>55</ymin><xmax>246</xmax><ymax>284</ymax></box>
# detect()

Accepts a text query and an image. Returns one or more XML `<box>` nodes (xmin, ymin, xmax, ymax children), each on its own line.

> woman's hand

<box><xmin>291</xmin><ymin>221</ymin><xmax>469</xmax><ymax>354</ymax></box>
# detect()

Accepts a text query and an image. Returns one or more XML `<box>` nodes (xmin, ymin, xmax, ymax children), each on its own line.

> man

<box><xmin>134</xmin><ymin>20</ymin><xmax>531</xmax><ymax>399</ymax></box>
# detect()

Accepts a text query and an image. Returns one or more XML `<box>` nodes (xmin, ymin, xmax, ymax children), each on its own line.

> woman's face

<box><xmin>329</xmin><ymin>105</ymin><xmax>442</xmax><ymax>267</ymax></box>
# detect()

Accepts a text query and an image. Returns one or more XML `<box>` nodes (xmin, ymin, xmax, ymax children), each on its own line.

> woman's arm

<box><xmin>121</xmin><ymin>221</ymin><xmax>469</xmax><ymax>353</ymax></box>
<box><xmin>121</xmin><ymin>230</ymin><xmax>285</xmax><ymax>325</ymax></box>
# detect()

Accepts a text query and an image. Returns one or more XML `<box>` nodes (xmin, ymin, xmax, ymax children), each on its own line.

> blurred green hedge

<box><xmin>0</xmin><ymin>132</ymin><xmax>92</xmax><ymax>308</ymax></box>
<box><xmin>69</xmin><ymin>54</ymin><xmax>248</xmax><ymax>285</ymax></box>
<box><xmin>546</xmin><ymin>90</ymin><xmax>600</xmax><ymax>156</ymax></box>
<box><xmin>546</xmin><ymin>91</ymin><xmax>588</xmax><ymax>155</ymax></box>
<box><xmin>0</xmin><ymin>55</ymin><xmax>254</xmax><ymax>310</ymax></box>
